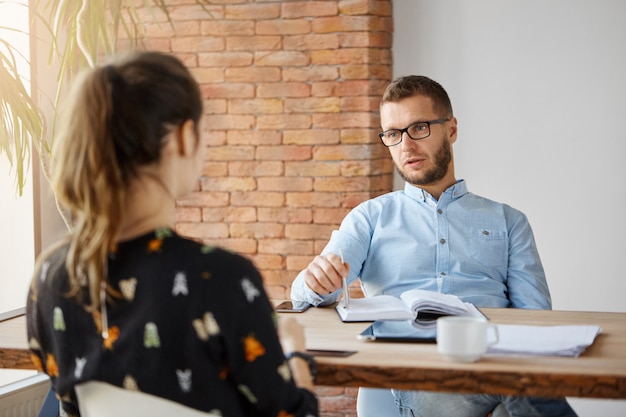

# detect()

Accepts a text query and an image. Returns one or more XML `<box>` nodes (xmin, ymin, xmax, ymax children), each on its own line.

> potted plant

<box><xmin>0</xmin><ymin>0</ymin><xmax>211</xmax><ymax>197</ymax></box>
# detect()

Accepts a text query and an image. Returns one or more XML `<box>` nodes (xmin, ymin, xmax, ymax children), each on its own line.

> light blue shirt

<box><xmin>291</xmin><ymin>180</ymin><xmax>552</xmax><ymax>310</ymax></box>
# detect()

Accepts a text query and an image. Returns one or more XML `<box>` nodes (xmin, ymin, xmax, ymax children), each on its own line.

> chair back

<box><xmin>356</xmin><ymin>387</ymin><xmax>400</xmax><ymax>417</ymax></box>
<box><xmin>75</xmin><ymin>381</ymin><xmax>219</xmax><ymax>417</ymax></box>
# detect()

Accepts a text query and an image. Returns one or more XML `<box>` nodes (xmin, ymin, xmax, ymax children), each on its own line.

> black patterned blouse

<box><xmin>27</xmin><ymin>228</ymin><xmax>318</xmax><ymax>417</ymax></box>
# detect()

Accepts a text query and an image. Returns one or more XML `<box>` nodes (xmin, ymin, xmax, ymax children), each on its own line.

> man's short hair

<box><xmin>381</xmin><ymin>75</ymin><xmax>453</xmax><ymax>117</ymax></box>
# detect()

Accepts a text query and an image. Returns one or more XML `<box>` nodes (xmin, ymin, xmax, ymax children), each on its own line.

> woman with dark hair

<box><xmin>27</xmin><ymin>51</ymin><xmax>318</xmax><ymax>417</ymax></box>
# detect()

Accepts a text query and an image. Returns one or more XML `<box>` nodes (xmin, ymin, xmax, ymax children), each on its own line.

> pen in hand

<box><xmin>339</xmin><ymin>249</ymin><xmax>350</xmax><ymax>309</ymax></box>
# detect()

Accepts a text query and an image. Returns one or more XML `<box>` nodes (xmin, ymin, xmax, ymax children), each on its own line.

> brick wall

<box><xmin>141</xmin><ymin>1</ymin><xmax>394</xmax><ymax>415</ymax></box>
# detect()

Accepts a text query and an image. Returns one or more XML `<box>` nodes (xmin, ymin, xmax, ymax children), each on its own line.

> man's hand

<box><xmin>302</xmin><ymin>253</ymin><xmax>349</xmax><ymax>295</ymax></box>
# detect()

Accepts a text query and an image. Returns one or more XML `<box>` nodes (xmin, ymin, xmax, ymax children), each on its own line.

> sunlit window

<box><xmin>0</xmin><ymin>0</ymin><xmax>34</xmax><ymax>318</ymax></box>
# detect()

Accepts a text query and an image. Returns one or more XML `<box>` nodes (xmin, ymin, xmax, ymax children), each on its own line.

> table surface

<box><xmin>283</xmin><ymin>305</ymin><xmax>626</xmax><ymax>399</ymax></box>
<box><xmin>3</xmin><ymin>306</ymin><xmax>626</xmax><ymax>398</ymax></box>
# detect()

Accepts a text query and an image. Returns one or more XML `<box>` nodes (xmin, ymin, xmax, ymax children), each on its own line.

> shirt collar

<box><xmin>403</xmin><ymin>179</ymin><xmax>468</xmax><ymax>204</ymax></box>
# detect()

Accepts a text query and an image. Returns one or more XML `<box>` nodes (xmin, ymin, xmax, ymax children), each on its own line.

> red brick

<box><xmin>313</xmin><ymin>207</ymin><xmax>351</xmax><ymax>224</ymax></box>
<box><xmin>203</xmin><ymin>99</ymin><xmax>227</xmax><ymax>115</ymax></box>
<box><xmin>253</xmin><ymin>254</ymin><xmax>286</xmax><ymax>270</ymax></box>
<box><xmin>257</xmin><ymin>82</ymin><xmax>311</xmax><ymax>98</ymax></box>
<box><xmin>175</xmin><ymin>207</ymin><xmax>201</xmax><ymax>223</ymax></box>
<box><xmin>172</xmin><ymin>36</ymin><xmax>224</xmax><ymax>52</ymax></box>
<box><xmin>285</xmin><ymin>223</ymin><xmax>336</xmax><ymax>240</ymax></box>
<box><xmin>231</xmin><ymin>191</ymin><xmax>285</xmax><ymax>207</ymax></box>
<box><xmin>340</xmin><ymin>128</ymin><xmax>380</xmax><ymax>144</ymax></box>
<box><xmin>341</xmin><ymin>158</ymin><xmax>393</xmax><ymax>176</ymax></box>
<box><xmin>312</xmin><ymin>48</ymin><xmax>391</xmax><ymax>65</ymax></box>
<box><xmin>313</xmin><ymin>144</ymin><xmax>385</xmax><ymax>161</ymax></box>
<box><xmin>342</xmin><ymin>191</ymin><xmax>380</xmax><ymax>208</ymax></box>
<box><xmin>285</xmin><ymin>255</ymin><xmax>312</xmax><ymax>272</ymax></box>
<box><xmin>286</xmin><ymin>192</ymin><xmax>342</xmax><ymax>208</ymax></box>
<box><xmin>256</xmin><ymin>145</ymin><xmax>312</xmax><ymax>161</ymax></box>
<box><xmin>256</xmin><ymin>19</ymin><xmax>311</xmax><ymax>35</ymax></box>
<box><xmin>283</xmin><ymin>129</ymin><xmax>339</xmax><ymax>145</ymax></box>
<box><xmin>202</xmin><ymin>206</ymin><xmax>257</xmax><ymax>223</ymax></box>
<box><xmin>228</xmin><ymin>161</ymin><xmax>284</xmax><ymax>176</ymax></box>
<box><xmin>198</xmin><ymin>52</ymin><xmax>253</xmax><ymax>68</ymax></box>
<box><xmin>200</xmin><ymin>176</ymin><xmax>256</xmax><ymax>192</ymax></box>
<box><xmin>230</xmin><ymin>222</ymin><xmax>284</xmax><ymax>239</ymax></box>
<box><xmin>204</xmin><ymin>114</ymin><xmax>255</xmax><ymax>130</ymax></box>
<box><xmin>169</xmin><ymin>4</ymin><xmax>223</xmax><ymax>21</ymax></box>
<box><xmin>257</xmin><ymin>176</ymin><xmax>313</xmax><ymax>192</ymax></box>
<box><xmin>285</xmin><ymin>160</ymin><xmax>341</xmax><ymax>177</ymax></box>
<box><xmin>226</xmin><ymin>130</ymin><xmax>282</xmax><ymax>146</ymax></box>
<box><xmin>226</xmin><ymin>36</ymin><xmax>282</xmax><ymax>51</ymax></box>
<box><xmin>254</xmin><ymin>51</ymin><xmax>310</xmax><ymax>67</ymax></box>
<box><xmin>314</xmin><ymin>176</ymin><xmax>373</xmax><ymax>192</ymax></box>
<box><xmin>225</xmin><ymin>3</ymin><xmax>280</xmax><ymax>20</ymax></box>
<box><xmin>262</xmin><ymin>269</ymin><xmax>297</xmax><ymax>286</ymax></box>
<box><xmin>201</xmin><ymin>161</ymin><xmax>228</xmax><ymax>177</ymax></box>
<box><xmin>190</xmin><ymin>67</ymin><xmax>224</xmax><ymax>83</ymax></box>
<box><xmin>283</xmin><ymin>66</ymin><xmax>339</xmax><ymax>82</ymax></box>
<box><xmin>313</xmin><ymin>112</ymin><xmax>375</xmax><ymax>129</ymax></box>
<box><xmin>177</xmin><ymin>222</ymin><xmax>229</xmax><ymax>240</ymax></box>
<box><xmin>258</xmin><ymin>239</ymin><xmax>314</xmax><ymax>255</ymax></box>
<box><xmin>340</xmin><ymin>64</ymin><xmax>391</xmax><ymax>80</ymax></box>
<box><xmin>142</xmin><ymin>38</ymin><xmax>171</xmax><ymax>51</ymax></box>
<box><xmin>202</xmin><ymin>83</ymin><xmax>254</xmax><ymax>99</ymax></box>
<box><xmin>284</xmin><ymin>97</ymin><xmax>340</xmax><ymax>113</ymax></box>
<box><xmin>225</xmin><ymin>67</ymin><xmax>281</xmax><ymax>82</ymax></box>
<box><xmin>281</xmin><ymin>1</ymin><xmax>338</xmax><ymax>18</ymax></box>
<box><xmin>311</xmin><ymin>79</ymin><xmax>389</xmax><ymax>97</ymax></box>
<box><xmin>340</xmin><ymin>32</ymin><xmax>393</xmax><ymax>48</ymax></box>
<box><xmin>339</xmin><ymin>0</ymin><xmax>393</xmax><ymax>17</ymax></box>
<box><xmin>201</xmin><ymin>20</ymin><xmax>254</xmax><ymax>36</ymax></box>
<box><xmin>144</xmin><ymin>20</ymin><xmax>200</xmax><ymax>38</ymax></box>
<box><xmin>312</xmin><ymin>16</ymin><xmax>387</xmax><ymax>33</ymax></box>
<box><xmin>229</xmin><ymin>98</ymin><xmax>283</xmax><ymax>114</ymax></box>
<box><xmin>256</xmin><ymin>114</ymin><xmax>312</xmax><ymax>130</ymax></box>
<box><xmin>177</xmin><ymin>191</ymin><xmax>229</xmax><ymax>207</ymax></box>
<box><xmin>205</xmin><ymin>145</ymin><xmax>255</xmax><ymax>161</ymax></box>
<box><xmin>257</xmin><ymin>207</ymin><xmax>313</xmax><ymax>223</ymax></box>
<box><xmin>283</xmin><ymin>34</ymin><xmax>339</xmax><ymax>51</ymax></box>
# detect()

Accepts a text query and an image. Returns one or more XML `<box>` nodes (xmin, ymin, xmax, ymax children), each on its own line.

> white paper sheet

<box><xmin>486</xmin><ymin>324</ymin><xmax>602</xmax><ymax>357</ymax></box>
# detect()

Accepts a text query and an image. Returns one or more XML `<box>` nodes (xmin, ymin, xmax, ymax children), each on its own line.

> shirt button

<box><xmin>437</xmin><ymin>209</ymin><xmax>443</xmax><ymax>214</ymax></box>
<box><xmin>440</xmin><ymin>238</ymin><xmax>446</xmax><ymax>244</ymax></box>
<box><xmin>440</xmin><ymin>272</ymin><xmax>446</xmax><ymax>276</ymax></box>
<box><xmin>483</xmin><ymin>230</ymin><xmax>490</xmax><ymax>235</ymax></box>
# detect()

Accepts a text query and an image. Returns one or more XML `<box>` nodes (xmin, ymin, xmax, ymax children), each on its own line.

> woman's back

<box><xmin>29</xmin><ymin>228</ymin><xmax>315</xmax><ymax>416</ymax></box>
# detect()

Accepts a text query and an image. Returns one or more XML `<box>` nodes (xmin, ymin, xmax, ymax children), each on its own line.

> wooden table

<box><xmin>3</xmin><ymin>307</ymin><xmax>626</xmax><ymax>399</ymax></box>
<box><xmin>0</xmin><ymin>315</ymin><xmax>33</xmax><ymax>370</ymax></box>
<box><xmin>284</xmin><ymin>305</ymin><xmax>626</xmax><ymax>399</ymax></box>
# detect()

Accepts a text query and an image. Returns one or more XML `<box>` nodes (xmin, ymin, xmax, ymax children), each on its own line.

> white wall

<box><xmin>393</xmin><ymin>1</ymin><xmax>626</xmax><ymax>415</ymax></box>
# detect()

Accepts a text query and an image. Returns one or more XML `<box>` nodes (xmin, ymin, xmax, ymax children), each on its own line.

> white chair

<box><xmin>356</xmin><ymin>387</ymin><xmax>400</xmax><ymax>417</ymax></box>
<box><xmin>75</xmin><ymin>381</ymin><xmax>220</xmax><ymax>417</ymax></box>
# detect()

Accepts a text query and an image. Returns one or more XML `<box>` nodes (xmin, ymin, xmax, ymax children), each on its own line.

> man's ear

<box><xmin>447</xmin><ymin>117</ymin><xmax>458</xmax><ymax>144</ymax></box>
<box><xmin>177</xmin><ymin>120</ymin><xmax>197</xmax><ymax>157</ymax></box>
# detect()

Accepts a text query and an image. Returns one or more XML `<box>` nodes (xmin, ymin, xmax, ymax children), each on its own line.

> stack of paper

<box><xmin>487</xmin><ymin>324</ymin><xmax>602</xmax><ymax>357</ymax></box>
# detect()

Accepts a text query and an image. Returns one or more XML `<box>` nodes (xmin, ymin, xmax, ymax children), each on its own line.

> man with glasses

<box><xmin>290</xmin><ymin>75</ymin><xmax>577</xmax><ymax>417</ymax></box>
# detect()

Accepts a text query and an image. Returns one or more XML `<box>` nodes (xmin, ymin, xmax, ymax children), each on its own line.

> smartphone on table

<box><xmin>275</xmin><ymin>300</ymin><xmax>311</xmax><ymax>313</ymax></box>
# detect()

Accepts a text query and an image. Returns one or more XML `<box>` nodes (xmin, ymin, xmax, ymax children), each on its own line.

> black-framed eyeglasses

<box><xmin>378</xmin><ymin>118</ymin><xmax>450</xmax><ymax>147</ymax></box>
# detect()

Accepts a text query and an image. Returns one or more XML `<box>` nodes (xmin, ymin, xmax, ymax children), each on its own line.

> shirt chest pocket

<box><xmin>469</xmin><ymin>228</ymin><xmax>507</xmax><ymax>267</ymax></box>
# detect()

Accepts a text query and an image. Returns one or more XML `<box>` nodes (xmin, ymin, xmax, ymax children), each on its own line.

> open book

<box><xmin>336</xmin><ymin>289</ymin><xmax>484</xmax><ymax>329</ymax></box>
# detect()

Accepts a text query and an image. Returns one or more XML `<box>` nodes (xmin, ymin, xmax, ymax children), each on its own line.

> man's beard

<box><xmin>396</xmin><ymin>139</ymin><xmax>452</xmax><ymax>186</ymax></box>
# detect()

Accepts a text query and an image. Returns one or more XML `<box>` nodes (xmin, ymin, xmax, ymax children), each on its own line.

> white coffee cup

<box><xmin>436</xmin><ymin>316</ymin><xmax>499</xmax><ymax>363</ymax></box>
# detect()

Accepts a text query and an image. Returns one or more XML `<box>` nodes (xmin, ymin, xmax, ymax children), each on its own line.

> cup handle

<box><xmin>487</xmin><ymin>324</ymin><xmax>499</xmax><ymax>346</ymax></box>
